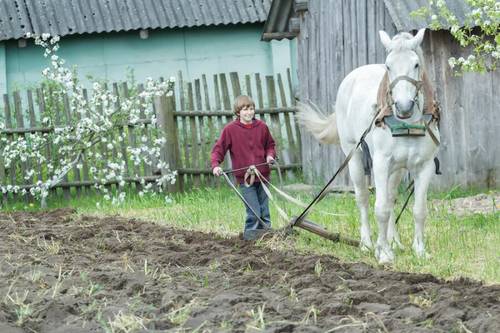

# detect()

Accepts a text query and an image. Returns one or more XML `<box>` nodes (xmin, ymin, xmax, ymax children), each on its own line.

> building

<box><xmin>263</xmin><ymin>0</ymin><xmax>499</xmax><ymax>189</ymax></box>
<box><xmin>0</xmin><ymin>0</ymin><xmax>296</xmax><ymax>96</ymax></box>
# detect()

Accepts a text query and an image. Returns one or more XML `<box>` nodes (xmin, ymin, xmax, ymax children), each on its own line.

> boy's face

<box><xmin>239</xmin><ymin>104</ymin><xmax>255</xmax><ymax>124</ymax></box>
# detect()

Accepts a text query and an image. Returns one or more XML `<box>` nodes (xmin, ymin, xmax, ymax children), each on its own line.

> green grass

<box><xmin>2</xmin><ymin>184</ymin><xmax>498</xmax><ymax>284</ymax></box>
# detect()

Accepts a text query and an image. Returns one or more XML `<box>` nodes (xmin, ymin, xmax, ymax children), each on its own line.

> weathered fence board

<box><xmin>13</xmin><ymin>91</ymin><xmax>30</xmax><ymax>201</ymax></box>
<box><xmin>3</xmin><ymin>95</ymin><xmax>16</xmax><ymax>189</ymax></box>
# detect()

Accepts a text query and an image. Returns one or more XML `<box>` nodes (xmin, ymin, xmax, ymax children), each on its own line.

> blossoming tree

<box><xmin>414</xmin><ymin>0</ymin><xmax>499</xmax><ymax>73</ymax></box>
<box><xmin>0</xmin><ymin>34</ymin><xmax>177</xmax><ymax>208</ymax></box>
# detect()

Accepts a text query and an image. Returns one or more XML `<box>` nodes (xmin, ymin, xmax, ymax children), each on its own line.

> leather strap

<box><xmin>424</xmin><ymin>120</ymin><xmax>440</xmax><ymax>146</ymax></box>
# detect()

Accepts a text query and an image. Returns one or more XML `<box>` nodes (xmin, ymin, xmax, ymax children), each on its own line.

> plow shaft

<box><xmin>290</xmin><ymin>217</ymin><xmax>360</xmax><ymax>247</ymax></box>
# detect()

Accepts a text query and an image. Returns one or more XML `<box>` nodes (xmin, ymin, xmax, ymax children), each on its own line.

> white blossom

<box><xmin>0</xmin><ymin>33</ymin><xmax>176</xmax><ymax>206</ymax></box>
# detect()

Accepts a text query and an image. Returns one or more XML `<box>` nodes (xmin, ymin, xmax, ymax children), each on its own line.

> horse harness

<box><xmin>371</xmin><ymin>69</ymin><xmax>442</xmax><ymax>223</ymax></box>
<box><xmin>291</xmin><ymin>69</ymin><xmax>444</xmax><ymax>227</ymax></box>
<box><xmin>375</xmin><ymin>69</ymin><xmax>440</xmax><ymax>144</ymax></box>
<box><xmin>231</xmin><ymin>70</ymin><xmax>443</xmax><ymax>229</ymax></box>
<box><xmin>360</xmin><ymin>69</ymin><xmax>442</xmax><ymax>176</ymax></box>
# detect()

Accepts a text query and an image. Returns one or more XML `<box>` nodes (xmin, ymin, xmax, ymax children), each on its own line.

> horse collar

<box><xmin>384</xmin><ymin>114</ymin><xmax>432</xmax><ymax>137</ymax></box>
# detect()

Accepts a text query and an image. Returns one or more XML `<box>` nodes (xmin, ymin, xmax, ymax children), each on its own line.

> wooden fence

<box><xmin>0</xmin><ymin>70</ymin><xmax>301</xmax><ymax>201</ymax></box>
<box><xmin>169</xmin><ymin>69</ymin><xmax>301</xmax><ymax>190</ymax></box>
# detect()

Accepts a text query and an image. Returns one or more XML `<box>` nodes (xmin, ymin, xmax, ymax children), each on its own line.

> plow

<box><xmin>221</xmin><ymin>159</ymin><xmax>361</xmax><ymax>247</ymax></box>
<box><xmin>219</xmin><ymin>101</ymin><xmax>429</xmax><ymax>247</ymax></box>
<box><xmin>219</xmin><ymin>111</ymin><xmax>403</xmax><ymax>247</ymax></box>
<box><xmin>218</xmin><ymin>110</ymin><xmax>379</xmax><ymax>246</ymax></box>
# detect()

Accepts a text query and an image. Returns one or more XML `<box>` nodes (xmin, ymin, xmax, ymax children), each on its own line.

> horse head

<box><xmin>379</xmin><ymin>29</ymin><xmax>426</xmax><ymax>120</ymax></box>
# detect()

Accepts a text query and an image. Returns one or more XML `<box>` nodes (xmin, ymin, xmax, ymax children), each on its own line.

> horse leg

<box><xmin>387</xmin><ymin>169</ymin><xmax>404</xmax><ymax>250</ymax></box>
<box><xmin>373</xmin><ymin>153</ymin><xmax>394</xmax><ymax>264</ymax></box>
<box><xmin>412</xmin><ymin>160</ymin><xmax>434</xmax><ymax>258</ymax></box>
<box><xmin>348</xmin><ymin>152</ymin><xmax>372</xmax><ymax>251</ymax></box>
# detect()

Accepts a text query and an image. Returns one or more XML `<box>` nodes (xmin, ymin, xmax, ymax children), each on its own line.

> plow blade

<box><xmin>290</xmin><ymin>217</ymin><xmax>360</xmax><ymax>247</ymax></box>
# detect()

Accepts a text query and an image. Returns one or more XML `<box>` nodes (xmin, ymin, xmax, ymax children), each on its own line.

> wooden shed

<box><xmin>263</xmin><ymin>0</ymin><xmax>499</xmax><ymax>190</ymax></box>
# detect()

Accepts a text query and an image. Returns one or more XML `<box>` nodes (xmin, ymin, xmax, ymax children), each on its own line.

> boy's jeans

<box><xmin>239</xmin><ymin>182</ymin><xmax>271</xmax><ymax>232</ymax></box>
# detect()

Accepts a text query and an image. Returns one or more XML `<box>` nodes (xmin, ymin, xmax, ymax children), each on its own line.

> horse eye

<box><xmin>414</xmin><ymin>63</ymin><xmax>419</xmax><ymax>68</ymax></box>
<box><xmin>385</xmin><ymin>64</ymin><xmax>390</xmax><ymax>71</ymax></box>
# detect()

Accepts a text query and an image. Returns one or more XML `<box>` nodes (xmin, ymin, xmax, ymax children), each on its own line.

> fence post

<box><xmin>155</xmin><ymin>92</ymin><xmax>181</xmax><ymax>193</ymax></box>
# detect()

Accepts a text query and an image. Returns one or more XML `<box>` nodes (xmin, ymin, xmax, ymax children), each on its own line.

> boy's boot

<box><xmin>243</xmin><ymin>229</ymin><xmax>270</xmax><ymax>241</ymax></box>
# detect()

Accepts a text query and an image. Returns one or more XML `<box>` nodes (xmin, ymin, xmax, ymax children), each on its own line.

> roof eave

<box><xmin>261</xmin><ymin>0</ymin><xmax>307</xmax><ymax>42</ymax></box>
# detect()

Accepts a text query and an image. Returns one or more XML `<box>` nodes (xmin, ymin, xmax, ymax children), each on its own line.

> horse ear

<box><xmin>379</xmin><ymin>30</ymin><xmax>392</xmax><ymax>51</ymax></box>
<box><xmin>410</xmin><ymin>28</ymin><xmax>426</xmax><ymax>49</ymax></box>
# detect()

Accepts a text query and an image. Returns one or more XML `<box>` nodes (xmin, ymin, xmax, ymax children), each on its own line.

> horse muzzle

<box><xmin>395</xmin><ymin>100</ymin><xmax>415</xmax><ymax>119</ymax></box>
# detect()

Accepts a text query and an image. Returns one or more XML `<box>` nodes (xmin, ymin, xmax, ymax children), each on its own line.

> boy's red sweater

<box><xmin>211</xmin><ymin>119</ymin><xmax>276</xmax><ymax>184</ymax></box>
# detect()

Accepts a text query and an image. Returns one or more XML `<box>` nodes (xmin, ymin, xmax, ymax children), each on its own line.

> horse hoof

<box><xmin>375</xmin><ymin>246</ymin><xmax>394</xmax><ymax>264</ymax></box>
<box><xmin>360</xmin><ymin>237</ymin><xmax>373</xmax><ymax>251</ymax></box>
<box><xmin>378</xmin><ymin>257</ymin><xmax>393</xmax><ymax>265</ymax></box>
<box><xmin>378</xmin><ymin>253</ymin><xmax>394</xmax><ymax>265</ymax></box>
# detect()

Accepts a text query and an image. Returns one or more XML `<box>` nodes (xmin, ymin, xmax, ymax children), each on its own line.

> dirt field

<box><xmin>0</xmin><ymin>209</ymin><xmax>498</xmax><ymax>332</ymax></box>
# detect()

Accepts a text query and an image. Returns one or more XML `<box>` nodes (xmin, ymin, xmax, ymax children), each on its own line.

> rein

<box><xmin>221</xmin><ymin>160</ymin><xmax>346</xmax><ymax>229</ymax></box>
<box><xmin>251</xmin><ymin>164</ymin><xmax>347</xmax><ymax>220</ymax></box>
<box><xmin>291</xmin><ymin>109</ymin><xmax>380</xmax><ymax>227</ymax></box>
<box><xmin>223</xmin><ymin>161</ymin><xmax>271</xmax><ymax>175</ymax></box>
<box><xmin>221</xmin><ymin>171</ymin><xmax>271</xmax><ymax>229</ymax></box>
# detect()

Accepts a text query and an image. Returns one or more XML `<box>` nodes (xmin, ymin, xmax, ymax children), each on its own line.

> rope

<box><xmin>222</xmin><ymin>159</ymin><xmax>346</xmax><ymax>230</ymax></box>
<box><xmin>391</xmin><ymin>117</ymin><xmax>439</xmax><ymax>225</ymax></box>
<box><xmin>254</xmin><ymin>171</ymin><xmax>291</xmax><ymax>222</ymax></box>
<box><xmin>223</xmin><ymin>161</ymin><xmax>270</xmax><ymax>175</ymax></box>
<box><xmin>253</xmin><ymin>168</ymin><xmax>346</xmax><ymax>217</ymax></box>
<box><xmin>292</xmin><ymin>109</ymin><xmax>381</xmax><ymax>227</ymax></box>
<box><xmin>395</xmin><ymin>181</ymin><xmax>415</xmax><ymax>225</ymax></box>
<box><xmin>221</xmin><ymin>172</ymin><xmax>270</xmax><ymax>230</ymax></box>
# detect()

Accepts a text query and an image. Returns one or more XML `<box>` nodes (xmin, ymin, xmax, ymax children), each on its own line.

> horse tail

<box><xmin>296</xmin><ymin>102</ymin><xmax>340</xmax><ymax>145</ymax></box>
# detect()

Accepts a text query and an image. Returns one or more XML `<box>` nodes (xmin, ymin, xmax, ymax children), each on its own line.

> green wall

<box><xmin>0</xmin><ymin>43</ymin><xmax>6</xmax><ymax>95</ymax></box>
<box><xmin>1</xmin><ymin>24</ymin><xmax>295</xmax><ymax>99</ymax></box>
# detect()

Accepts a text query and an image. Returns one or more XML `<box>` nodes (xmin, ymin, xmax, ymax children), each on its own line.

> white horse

<box><xmin>297</xmin><ymin>29</ymin><xmax>440</xmax><ymax>264</ymax></box>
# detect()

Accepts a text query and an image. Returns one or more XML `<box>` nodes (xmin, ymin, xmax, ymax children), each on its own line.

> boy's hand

<box><xmin>266</xmin><ymin>156</ymin><xmax>275</xmax><ymax>164</ymax></box>
<box><xmin>213</xmin><ymin>166</ymin><xmax>223</xmax><ymax>176</ymax></box>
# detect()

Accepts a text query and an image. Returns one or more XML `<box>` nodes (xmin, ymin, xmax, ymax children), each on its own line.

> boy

<box><xmin>211</xmin><ymin>95</ymin><xmax>276</xmax><ymax>240</ymax></box>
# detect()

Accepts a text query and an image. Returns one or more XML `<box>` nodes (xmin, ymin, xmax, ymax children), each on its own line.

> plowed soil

<box><xmin>0</xmin><ymin>209</ymin><xmax>498</xmax><ymax>332</ymax></box>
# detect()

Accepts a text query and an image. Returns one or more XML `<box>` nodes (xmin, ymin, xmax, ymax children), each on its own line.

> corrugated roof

<box><xmin>383</xmin><ymin>0</ymin><xmax>470</xmax><ymax>31</ymax></box>
<box><xmin>0</xmin><ymin>0</ymin><xmax>272</xmax><ymax>41</ymax></box>
<box><xmin>0</xmin><ymin>0</ymin><xmax>32</xmax><ymax>41</ymax></box>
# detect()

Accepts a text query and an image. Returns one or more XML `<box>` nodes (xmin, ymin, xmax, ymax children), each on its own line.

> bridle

<box><xmin>382</xmin><ymin>68</ymin><xmax>440</xmax><ymax>146</ymax></box>
<box><xmin>386</xmin><ymin>73</ymin><xmax>424</xmax><ymax>117</ymax></box>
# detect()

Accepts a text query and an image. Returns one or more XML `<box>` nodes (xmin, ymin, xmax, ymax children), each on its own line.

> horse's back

<box><xmin>335</xmin><ymin>64</ymin><xmax>386</xmax><ymax>144</ymax></box>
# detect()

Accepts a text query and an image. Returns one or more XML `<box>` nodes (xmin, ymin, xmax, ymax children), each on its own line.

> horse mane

<box><xmin>390</xmin><ymin>32</ymin><xmax>414</xmax><ymax>51</ymax></box>
<box><xmin>389</xmin><ymin>32</ymin><xmax>425</xmax><ymax>69</ymax></box>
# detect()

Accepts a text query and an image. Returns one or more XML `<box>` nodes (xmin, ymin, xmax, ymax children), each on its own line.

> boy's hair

<box><xmin>233</xmin><ymin>95</ymin><xmax>255</xmax><ymax>116</ymax></box>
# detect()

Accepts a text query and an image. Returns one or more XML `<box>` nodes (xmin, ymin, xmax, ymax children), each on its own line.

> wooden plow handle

<box><xmin>289</xmin><ymin>217</ymin><xmax>360</xmax><ymax>247</ymax></box>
